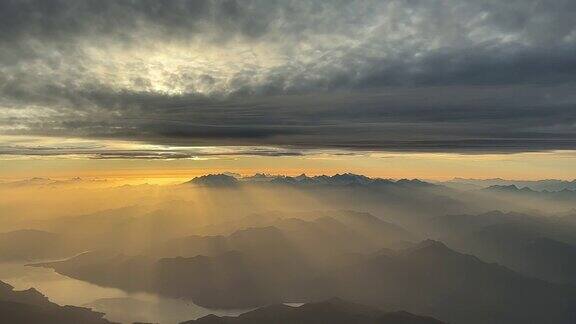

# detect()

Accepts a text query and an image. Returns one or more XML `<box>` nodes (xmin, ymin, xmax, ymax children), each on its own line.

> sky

<box><xmin>1</xmin><ymin>0</ymin><xmax>576</xmax><ymax>180</ymax></box>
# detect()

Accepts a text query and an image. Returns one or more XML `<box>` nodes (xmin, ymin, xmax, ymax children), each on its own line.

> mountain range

<box><xmin>443</xmin><ymin>178</ymin><xmax>576</xmax><ymax>192</ymax></box>
<box><xmin>181</xmin><ymin>298</ymin><xmax>446</xmax><ymax>324</ymax></box>
<box><xmin>186</xmin><ymin>173</ymin><xmax>432</xmax><ymax>188</ymax></box>
<box><xmin>37</xmin><ymin>238</ymin><xmax>576</xmax><ymax>324</ymax></box>
<box><xmin>428</xmin><ymin>210</ymin><xmax>576</xmax><ymax>285</ymax></box>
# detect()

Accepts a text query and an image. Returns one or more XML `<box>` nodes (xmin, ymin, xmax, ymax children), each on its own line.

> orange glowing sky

<box><xmin>2</xmin><ymin>138</ymin><xmax>575</xmax><ymax>183</ymax></box>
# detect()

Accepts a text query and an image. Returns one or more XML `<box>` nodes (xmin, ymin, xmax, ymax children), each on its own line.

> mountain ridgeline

<box><xmin>185</xmin><ymin>173</ymin><xmax>432</xmax><ymax>187</ymax></box>
<box><xmin>2</xmin><ymin>173</ymin><xmax>576</xmax><ymax>323</ymax></box>
<box><xmin>181</xmin><ymin>298</ymin><xmax>446</xmax><ymax>324</ymax></box>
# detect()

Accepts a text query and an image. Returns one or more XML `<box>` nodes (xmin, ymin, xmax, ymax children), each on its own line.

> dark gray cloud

<box><xmin>1</xmin><ymin>0</ymin><xmax>576</xmax><ymax>154</ymax></box>
<box><xmin>0</xmin><ymin>142</ymin><xmax>304</xmax><ymax>159</ymax></box>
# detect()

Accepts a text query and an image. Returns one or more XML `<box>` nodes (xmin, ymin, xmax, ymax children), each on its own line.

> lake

<box><xmin>0</xmin><ymin>262</ymin><xmax>247</xmax><ymax>324</ymax></box>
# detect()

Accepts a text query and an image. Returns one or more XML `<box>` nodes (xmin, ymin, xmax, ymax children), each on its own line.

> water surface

<box><xmin>0</xmin><ymin>262</ymin><xmax>247</xmax><ymax>324</ymax></box>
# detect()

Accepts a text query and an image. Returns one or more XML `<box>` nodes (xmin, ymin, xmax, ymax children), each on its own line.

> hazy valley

<box><xmin>1</xmin><ymin>174</ymin><xmax>576</xmax><ymax>323</ymax></box>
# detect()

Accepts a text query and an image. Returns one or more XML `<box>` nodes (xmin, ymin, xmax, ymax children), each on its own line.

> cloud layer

<box><xmin>1</xmin><ymin>0</ymin><xmax>576</xmax><ymax>154</ymax></box>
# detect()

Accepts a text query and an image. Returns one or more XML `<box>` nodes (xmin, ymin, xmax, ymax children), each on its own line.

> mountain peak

<box><xmin>0</xmin><ymin>280</ymin><xmax>14</xmax><ymax>292</ymax></box>
<box><xmin>181</xmin><ymin>173</ymin><xmax>432</xmax><ymax>187</ymax></box>
<box><xmin>185</xmin><ymin>174</ymin><xmax>239</xmax><ymax>186</ymax></box>
<box><xmin>415</xmin><ymin>239</ymin><xmax>448</xmax><ymax>249</ymax></box>
<box><xmin>295</xmin><ymin>173</ymin><xmax>308</xmax><ymax>180</ymax></box>
<box><xmin>181</xmin><ymin>298</ymin><xmax>446</xmax><ymax>323</ymax></box>
<box><xmin>484</xmin><ymin>184</ymin><xmax>536</xmax><ymax>193</ymax></box>
<box><xmin>401</xmin><ymin>239</ymin><xmax>452</xmax><ymax>257</ymax></box>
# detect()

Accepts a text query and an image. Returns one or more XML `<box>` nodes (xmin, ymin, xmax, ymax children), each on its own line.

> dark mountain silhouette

<box><xmin>483</xmin><ymin>184</ymin><xmax>538</xmax><ymax>193</ymax></box>
<box><xmin>430</xmin><ymin>210</ymin><xmax>576</xmax><ymax>243</ymax></box>
<box><xmin>151</xmin><ymin>211</ymin><xmax>412</xmax><ymax>259</ymax></box>
<box><xmin>0</xmin><ymin>280</ymin><xmax>115</xmax><ymax>324</ymax></box>
<box><xmin>481</xmin><ymin>185</ymin><xmax>576</xmax><ymax>203</ymax></box>
<box><xmin>155</xmin><ymin>251</ymin><xmax>291</xmax><ymax>308</ymax></box>
<box><xmin>184</xmin><ymin>173</ymin><xmax>437</xmax><ymax>188</ymax></box>
<box><xmin>36</xmin><ymin>249</ymin><xmax>305</xmax><ymax>308</ymax></box>
<box><xmin>521</xmin><ymin>237</ymin><xmax>576</xmax><ymax>284</ymax></box>
<box><xmin>33</xmin><ymin>251</ymin><xmax>158</xmax><ymax>293</ymax></box>
<box><xmin>36</xmin><ymin>211</ymin><xmax>412</xmax><ymax>308</ymax></box>
<box><xmin>313</xmin><ymin>240</ymin><xmax>576</xmax><ymax>324</ymax></box>
<box><xmin>429</xmin><ymin>211</ymin><xmax>531</xmax><ymax>232</ymax></box>
<box><xmin>429</xmin><ymin>211</ymin><xmax>576</xmax><ymax>284</ymax></box>
<box><xmin>185</xmin><ymin>174</ymin><xmax>239</xmax><ymax>186</ymax></box>
<box><xmin>269</xmin><ymin>173</ymin><xmax>383</xmax><ymax>186</ymax></box>
<box><xmin>178</xmin><ymin>174</ymin><xmax>479</xmax><ymax>223</ymax></box>
<box><xmin>37</xmin><ymin>239</ymin><xmax>576</xmax><ymax>323</ymax></box>
<box><xmin>181</xmin><ymin>298</ymin><xmax>446</xmax><ymax>324</ymax></box>
<box><xmin>444</xmin><ymin>178</ymin><xmax>576</xmax><ymax>191</ymax></box>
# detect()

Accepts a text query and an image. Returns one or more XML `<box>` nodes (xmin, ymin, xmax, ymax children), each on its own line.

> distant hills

<box><xmin>443</xmin><ymin>178</ymin><xmax>576</xmax><ymax>191</ymax></box>
<box><xmin>181</xmin><ymin>298</ymin><xmax>446</xmax><ymax>324</ymax></box>
<box><xmin>37</xmin><ymin>238</ymin><xmax>576</xmax><ymax>324</ymax></box>
<box><xmin>4</xmin><ymin>174</ymin><xmax>576</xmax><ymax>192</ymax></box>
<box><xmin>429</xmin><ymin>210</ymin><xmax>576</xmax><ymax>285</ymax></box>
<box><xmin>150</xmin><ymin>211</ymin><xmax>413</xmax><ymax>258</ymax></box>
<box><xmin>4</xmin><ymin>173</ymin><xmax>576</xmax><ymax>324</ymax></box>
<box><xmin>184</xmin><ymin>174</ymin><xmax>476</xmax><ymax>222</ymax></box>
<box><xmin>481</xmin><ymin>184</ymin><xmax>576</xmax><ymax>202</ymax></box>
<box><xmin>185</xmin><ymin>173</ymin><xmax>576</xmax><ymax>192</ymax></box>
<box><xmin>185</xmin><ymin>173</ymin><xmax>432</xmax><ymax>187</ymax></box>
<box><xmin>35</xmin><ymin>210</ymin><xmax>414</xmax><ymax>308</ymax></box>
<box><xmin>321</xmin><ymin>239</ymin><xmax>576</xmax><ymax>324</ymax></box>
<box><xmin>483</xmin><ymin>184</ymin><xmax>539</xmax><ymax>193</ymax></box>
<box><xmin>0</xmin><ymin>177</ymin><xmax>106</xmax><ymax>187</ymax></box>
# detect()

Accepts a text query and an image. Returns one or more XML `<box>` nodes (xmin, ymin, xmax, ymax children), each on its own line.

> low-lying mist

<box><xmin>2</xmin><ymin>173</ymin><xmax>576</xmax><ymax>324</ymax></box>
